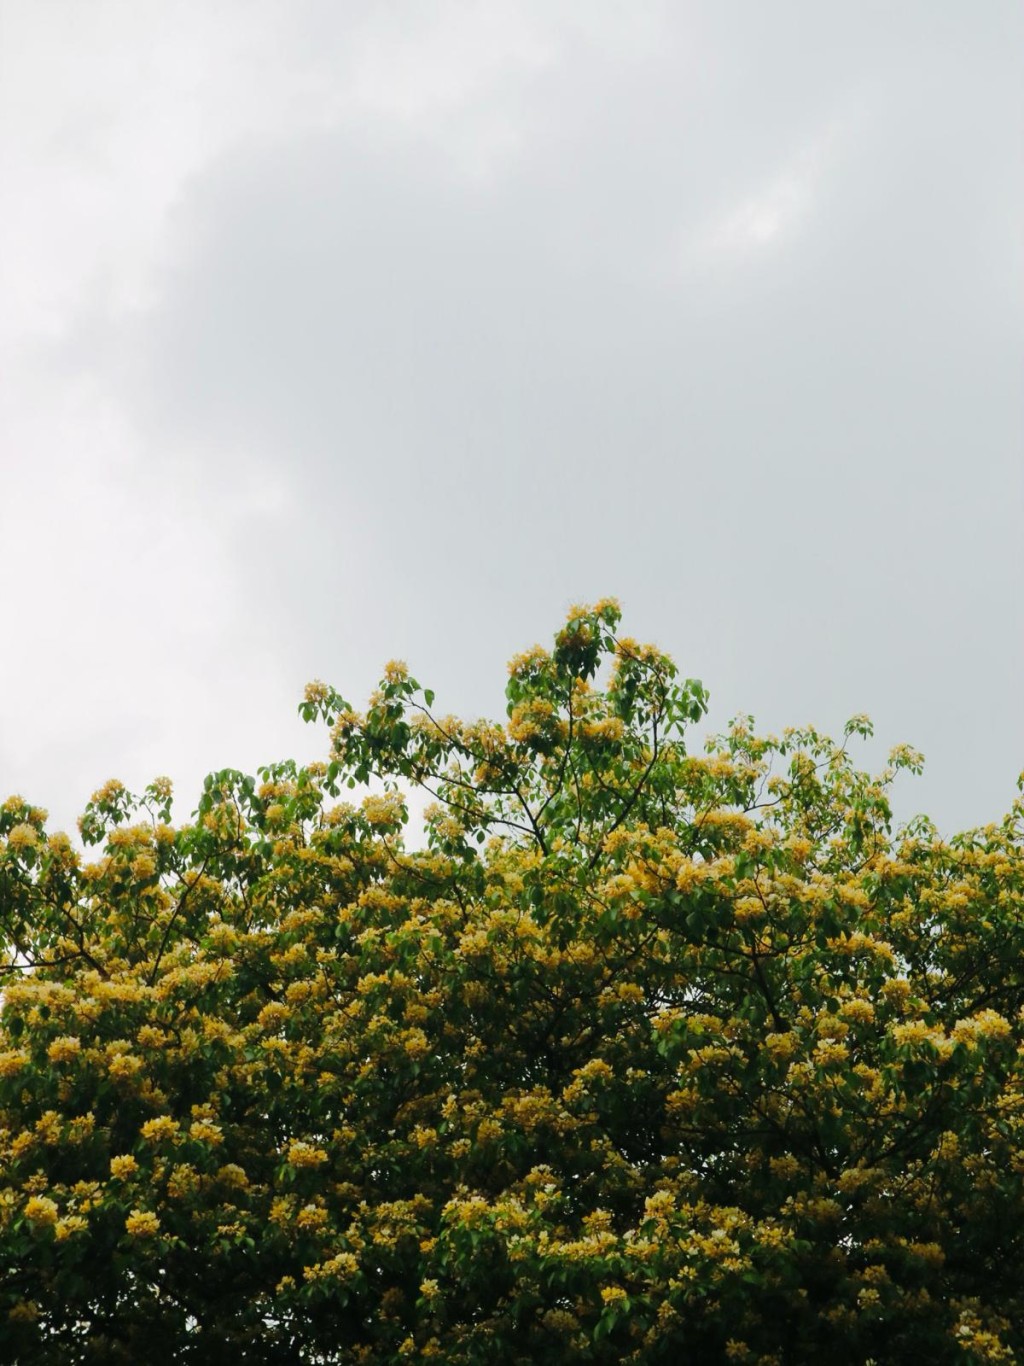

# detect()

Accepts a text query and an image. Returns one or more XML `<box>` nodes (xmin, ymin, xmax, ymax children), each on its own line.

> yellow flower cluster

<box><xmin>140</xmin><ymin>1116</ymin><xmax>177</xmax><ymax>1142</ymax></box>
<box><xmin>0</xmin><ymin>1050</ymin><xmax>28</xmax><ymax>1077</ymax></box>
<box><xmin>7</xmin><ymin>822</ymin><xmax>39</xmax><ymax>851</ymax></box>
<box><xmin>125</xmin><ymin>1210</ymin><xmax>160</xmax><ymax>1238</ymax></box>
<box><xmin>361</xmin><ymin>793</ymin><xmax>406</xmax><ymax>827</ymax></box>
<box><xmin>24</xmin><ymin>1196</ymin><xmax>59</xmax><ymax>1227</ymax></box>
<box><xmin>287</xmin><ymin>1141</ymin><xmax>328</xmax><ymax>1168</ymax></box>
<box><xmin>304</xmin><ymin>1251</ymin><xmax>360</xmax><ymax>1282</ymax></box>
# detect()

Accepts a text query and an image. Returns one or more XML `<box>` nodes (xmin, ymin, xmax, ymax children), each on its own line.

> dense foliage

<box><xmin>2</xmin><ymin>600</ymin><xmax>1024</xmax><ymax>1363</ymax></box>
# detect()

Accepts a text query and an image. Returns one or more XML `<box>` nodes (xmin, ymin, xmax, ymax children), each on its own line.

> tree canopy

<box><xmin>2</xmin><ymin>600</ymin><xmax>1024</xmax><ymax>1363</ymax></box>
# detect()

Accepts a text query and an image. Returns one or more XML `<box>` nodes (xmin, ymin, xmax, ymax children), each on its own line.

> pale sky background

<box><xmin>1</xmin><ymin>1</ymin><xmax>1021</xmax><ymax>841</ymax></box>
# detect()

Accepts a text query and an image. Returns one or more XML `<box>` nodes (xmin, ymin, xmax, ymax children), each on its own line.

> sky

<box><xmin>1</xmin><ymin>0</ymin><xmax>1021</xmax><ymax>842</ymax></box>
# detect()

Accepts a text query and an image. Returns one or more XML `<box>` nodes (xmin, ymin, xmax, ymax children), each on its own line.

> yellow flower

<box><xmin>258</xmin><ymin>1002</ymin><xmax>290</xmax><ymax>1031</ymax></box>
<box><xmin>125</xmin><ymin>1209</ymin><xmax>161</xmax><ymax>1238</ymax></box>
<box><xmin>813</xmin><ymin>1039</ymin><xmax>849</xmax><ymax>1066</ymax></box>
<box><xmin>218</xmin><ymin>1163</ymin><xmax>248</xmax><ymax>1189</ymax></box>
<box><xmin>542</xmin><ymin>1308</ymin><xmax>580</xmax><ymax>1333</ymax></box>
<box><xmin>769</xmin><ymin>1155</ymin><xmax>801</xmax><ymax>1180</ymax></box>
<box><xmin>296</xmin><ymin>1204</ymin><xmax>328</xmax><ymax>1231</ymax></box>
<box><xmin>29</xmin><ymin>1112</ymin><xmax>64</xmax><ymax>1144</ymax></box>
<box><xmin>305</xmin><ymin>1251</ymin><xmax>359</xmax><ymax>1281</ymax></box>
<box><xmin>47</xmin><ymin>1036</ymin><xmax>82</xmax><ymax>1064</ymax></box>
<box><xmin>287</xmin><ymin>1141</ymin><xmax>328</xmax><ymax>1168</ymax></box>
<box><xmin>189</xmin><ymin>1120</ymin><xmax>224</xmax><ymax>1145</ymax></box>
<box><xmin>764</xmin><ymin>1032</ymin><xmax>800</xmax><ymax>1061</ymax></box>
<box><xmin>24</xmin><ymin>1196</ymin><xmax>59</xmax><ymax>1227</ymax></box>
<box><xmin>839</xmin><ymin>999</ymin><xmax>875</xmax><ymax>1025</ymax></box>
<box><xmin>68</xmin><ymin>1114</ymin><xmax>96</xmax><ymax>1143</ymax></box>
<box><xmin>7</xmin><ymin>823</ymin><xmax>39</xmax><ymax>851</ymax></box>
<box><xmin>108</xmin><ymin>825</ymin><xmax>146</xmax><ymax>850</ymax></box>
<box><xmin>507</xmin><ymin>644</ymin><xmax>550</xmax><ymax>677</ymax></box>
<box><xmin>402</xmin><ymin>1028</ymin><xmax>430</xmax><ymax>1059</ymax></box>
<box><xmin>953</xmin><ymin>1009</ymin><xmax>1013</xmax><ymax>1046</ymax></box>
<box><xmin>880</xmin><ymin>978</ymin><xmax>912</xmax><ymax>1006</ymax></box>
<box><xmin>362</xmin><ymin>793</ymin><xmax>405</xmax><ymax>827</ymax></box>
<box><xmin>107</xmin><ymin>1053</ymin><xmax>143</xmax><ymax>1081</ymax></box>
<box><xmin>140</xmin><ymin>1116</ymin><xmax>178</xmax><ymax>1142</ymax></box>
<box><xmin>733</xmin><ymin>896</ymin><xmax>766</xmax><ymax>925</ymax></box>
<box><xmin>110</xmin><ymin>1154</ymin><xmax>139</xmax><ymax>1179</ymax></box>
<box><xmin>55</xmin><ymin>1216</ymin><xmax>88</xmax><ymax>1241</ymax></box>
<box><xmin>91</xmin><ymin>779</ymin><xmax>125</xmax><ymax>805</ymax></box>
<box><xmin>601</xmin><ymin>1285</ymin><xmax>628</xmax><ymax>1306</ymax></box>
<box><xmin>131</xmin><ymin>853</ymin><xmax>157</xmax><ymax>880</ymax></box>
<box><xmin>891</xmin><ymin>1021</ymin><xmax>942</xmax><ymax>1049</ymax></box>
<box><xmin>0</xmin><ymin>1050</ymin><xmax>28</xmax><ymax>1077</ymax></box>
<box><xmin>166</xmin><ymin>1164</ymin><xmax>200</xmax><ymax>1200</ymax></box>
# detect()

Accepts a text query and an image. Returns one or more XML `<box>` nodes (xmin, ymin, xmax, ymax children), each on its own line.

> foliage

<box><xmin>2</xmin><ymin>600</ymin><xmax>1024</xmax><ymax>1363</ymax></box>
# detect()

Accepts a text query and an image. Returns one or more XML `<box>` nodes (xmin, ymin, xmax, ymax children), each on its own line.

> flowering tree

<box><xmin>2</xmin><ymin>600</ymin><xmax>1024</xmax><ymax>1363</ymax></box>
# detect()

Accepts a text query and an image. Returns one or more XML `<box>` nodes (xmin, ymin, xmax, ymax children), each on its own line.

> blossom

<box><xmin>55</xmin><ymin>1216</ymin><xmax>87</xmax><ymax>1240</ymax></box>
<box><xmin>402</xmin><ymin>1028</ymin><xmax>430</xmax><ymax>1059</ymax></box>
<box><xmin>24</xmin><ymin>1196</ymin><xmax>59</xmax><ymax>1227</ymax></box>
<box><xmin>107</xmin><ymin>1053</ymin><xmax>143</xmax><ymax>1081</ymax></box>
<box><xmin>125</xmin><ymin>1210</ymin><xmax>161</xmax><ymax>1238</ymax></box>
<box><xmin>839</xmin><ymin>999</ymin><xmax>875</xmax><ymax>1025</ymax></box>
<box><xmin>189</xmin><ymin>1121</ymin><xmax>224</xmax><ymax>1145</ymax></box>
<box><xmin>140</xmin><ymin>1116</ymin><xmax>178</xmax><ymax>1142</ymax></box>
<box><xmin>601</xmin><ymin>1285</ymin><xmax>628</xmax><ymax>1306</ymax></box>
<box><xmin>295</xmin><ymin>1204</ymin><xmax>328</xmax><ymax>1232</ymax></box>
<box><xmin>361</xmin><ymin>793</ymin><xmax>405</xmax><ymax>827</ymax></box>
<box><xmin>131</xmin><ymin>853</ymin><xmax>157</xmax><ymax>880</ymax></box>
<box><xmin>287</xmin><ymin>1141</ymin><xmax>328</xmax><ymax>1168</ymax></box>
<box><xmin>90</xmin><ymin>779</ymin><xmax>125</xmax><ymax>805</ymax></box>
<box><xmin>764</xmin><ymin>1032</ymin><xmax>800</xmax><ymax>1061</ymax></box>
<box><xmin>813</xmin><ymin>1039</ymin><xmax>850</xmax><ymax>1066</ymax></box>
<box><xmin>217</xmin><ymin>1163</ymin><xmax>249</xmax><ymax>1189</ymax></box>
<box><xmin>7</xmin><ymin>823</ymin><xmax>39</xmax><ymax>851</ymax></box>
<box><xmin>304</xmin><ymin>1252</ymin><xmax>359</xmax><ymax>1282</ymax></box>
<box><xmin>953</xmin><ymin>1010</ymin><xmax>1013</xmax><ymax>1046</ymax></box>
<box><xmin>7</xmin><ymin>1302</ymin><xmax>39</xmax><ymax>1323</ymax></box>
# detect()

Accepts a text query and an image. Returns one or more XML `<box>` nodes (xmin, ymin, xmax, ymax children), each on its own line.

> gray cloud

<box><xmin>4</xmin><ymin>1</ymin><xmax>1022</xmax><ymax>836</ymax></box>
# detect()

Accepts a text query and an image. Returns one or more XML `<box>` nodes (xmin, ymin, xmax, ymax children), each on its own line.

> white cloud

<box><xmin>691</xmin><ymin>116</ymin><xmax>856</xmax><ymax>262</ymax></box>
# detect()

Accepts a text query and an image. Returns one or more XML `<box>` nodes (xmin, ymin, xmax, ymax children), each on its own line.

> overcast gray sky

<box><xmin>1</xmin><ymin>1</ymin><xmax>1021</xmax><ymax>840</ymax></box>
